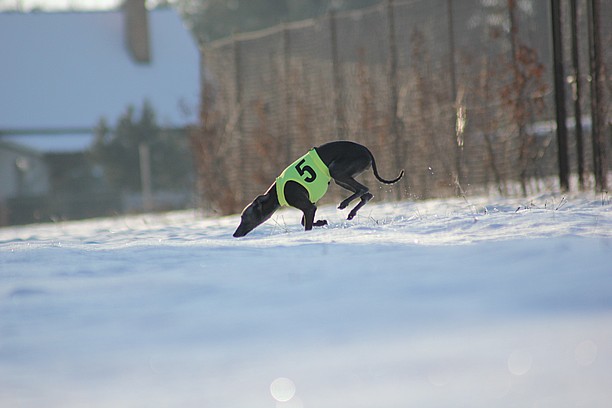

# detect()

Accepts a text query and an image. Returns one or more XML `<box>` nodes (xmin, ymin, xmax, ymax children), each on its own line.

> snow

<box><xmin>1</xmin><ymin>194</ymin><xmax>611</xmax><ymax>407</ymax></box>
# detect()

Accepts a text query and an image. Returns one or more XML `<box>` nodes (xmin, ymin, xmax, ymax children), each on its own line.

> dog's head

<box><xmin>233</xmin><ymin>195</ymin><xmax>272</xmax><ymax>238</ymax></box>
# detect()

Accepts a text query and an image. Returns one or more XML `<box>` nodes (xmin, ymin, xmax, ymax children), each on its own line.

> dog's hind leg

<box><xmin>335</xmin><ymin>179</ymin><xmax>365</xmax><ymax>209</ymax></box>
<box><xmin>328</xmin><ymin>157</ymin><xmax>371</xmax><ymax>210</ymax></box>
<box><xmin>334</xmin><ymin>178</ymin><xmax>373</xmax><ymax>220</ymax></box>
<box><xmin>347</xmin><ymin>192</ymin><xmax>373</xmax><ymax>220</ymax></box>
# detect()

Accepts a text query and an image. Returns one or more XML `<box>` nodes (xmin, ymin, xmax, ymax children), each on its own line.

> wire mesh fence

<box><xmin>191</xmin><ymin>0</ymin><xmax>611</xmax><ymax>215</ymax></box>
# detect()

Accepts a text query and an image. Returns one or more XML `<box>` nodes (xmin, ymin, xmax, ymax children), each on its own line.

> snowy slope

<box><xmin>0</xmin><ymin>194</ymin><xmax>611</xmax><ymax>408</ymax></box>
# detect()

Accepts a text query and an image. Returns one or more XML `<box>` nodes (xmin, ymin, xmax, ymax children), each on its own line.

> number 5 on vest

<box><xmin>295</xmin><ymin>159</ymin><xmax>317</xmax><ymax>183</ymax></box>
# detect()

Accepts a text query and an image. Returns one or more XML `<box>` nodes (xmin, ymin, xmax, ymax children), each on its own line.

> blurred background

<box><xmin>0</xmin><ymin>0</ymin><xmax>610</xmax><ymax>226</ymax></box>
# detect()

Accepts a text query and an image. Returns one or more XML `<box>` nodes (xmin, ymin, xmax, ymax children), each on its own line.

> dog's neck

<box><xmin>261</xmin><ymin>182</ymin><xmax>281</xmax><ymax>214</ymax></box>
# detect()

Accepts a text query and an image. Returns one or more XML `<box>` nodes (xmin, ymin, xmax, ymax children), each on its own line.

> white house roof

<box><xmin>0</xmin><ymin>8</ymin><xmax>200</xmax><ymax>152</ymax></box>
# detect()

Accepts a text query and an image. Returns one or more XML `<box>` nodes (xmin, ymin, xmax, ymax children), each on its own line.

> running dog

<box><xmin>233</xmin><ymin>140</ymin><xmax>404</xmax><ymax>237</ymax></box>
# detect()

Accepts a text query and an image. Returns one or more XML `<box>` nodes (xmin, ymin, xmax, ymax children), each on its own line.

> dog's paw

<box><xmin>314</xmin><ymin>220</ymin><xmax>328</xmax><ymax>227</ymax></box>
<box><xmin>338</xmin><ymin>201</ymin><xmax>349</xmax><ymax>210</ymax></box>
<box><xmin>347</xmin><ymin>211</ymin><xmax>357</xmax><ymax>220</ymax></box>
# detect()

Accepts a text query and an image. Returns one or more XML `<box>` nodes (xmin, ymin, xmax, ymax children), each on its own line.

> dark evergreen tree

<box><xmin>90</xmin><ymin>101</ymin><xmax>192</xmax><ymax>193</ymax></box>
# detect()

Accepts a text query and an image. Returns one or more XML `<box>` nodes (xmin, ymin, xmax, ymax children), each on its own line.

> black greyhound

<box><xmin>233</xmin><ymin>141</ymin><xmax>404</xmax><ymax>237</ymax></box>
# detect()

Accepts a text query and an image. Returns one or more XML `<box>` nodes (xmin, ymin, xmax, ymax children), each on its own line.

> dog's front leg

<box><xmin>301</xmin><ymin>213</ymin><xmax>328</xmax><ymax>228</ymax></box>
<box><xmin>299</xmin><ymin>206</ymin><xmax>314</xmax><ymax>231</ymax></box>
<box><xmin>300</xmin><ymin>205</ymin><xmax>329</xmax><ymax>230</ymax></box>
<box><xmin>285</xmin><ymin>181</ymin><xmax>327</xmax><ymax>231</ymax></box>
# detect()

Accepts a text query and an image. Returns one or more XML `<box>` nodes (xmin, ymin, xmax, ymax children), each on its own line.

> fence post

<box><xmin>329</xmin><ymin>9</ymin><xmax>346</xmax><ymax>139</ymax></box>
<box><xmin>282</xmin><ymin>24</ymin><xmax>293</xmax><ymax>163</ymax></box>
<box><xmin>550</xmin><ymin>0</ymin><xmax>570</xmax><ymax>192</ymax></box>
<box><xmin>447</xmin><ymin>0</ymin><xmax>463</xmax><ymax>195</ymax></box>
<box><xmin>587</xmin><ymin>0</ymin><xmax>609</xmax><ymax>192</ymax></box>
<box><xmin>233</xmin><ymin>36</ymin><xmax>243</xmax><ymax>137</ymax></box>
<box><xmin>232</xmin><ymin>35</ymin><xmax>246</xmax><ymax>203</ymax></box>
<box><xmin>386</xmin><ymin>0</ymin><xmax>403</xmax><ymax>199</ymax></box>
<box><xmin>570</xmin><ymin>0</ymin><xmax>585</xmax><ymax>190</ymax></box>
<box><xmin>138</xmin><ymin>142</ymin><xmax>153</xmax><ymax>212</ymax></box>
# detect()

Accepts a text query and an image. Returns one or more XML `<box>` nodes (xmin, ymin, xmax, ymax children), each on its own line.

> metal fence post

<box><xmin>282</xmin><ymin>24</ymin><xmax>293</xmax><ymax>163</ymax></box>
<box><xmin>447</xmin><ymin>0</ymin><xmax>463</xmax><ymax>195</ymax></box>
<box><xmin>232</xmin><ymin>35</ymin><xmax>246</xmax><ymax>203</ymax></box>
<box><xmin>233</xmin><ymin>35</ymin><xmax>243</xmax><ymax>138</ymax></box>
<box><xmin>551</xmin><ymin>0</ymin><xmax>570</xmax><ymax>192</ymax></box>
<box><xmin>570</xmin><ymin>0</ymin><xmax>585</xmax><ymax>189</ymax></box>
<box><xmin>329</xmin><ymin>9</ymin><xmax>346</xmax><ymax>139</ymax></box>
<box><xmin>587</xmin><ymin>0</ymin><xmax>609</xmax><ymax>192</ymax></box>
<box><xmin>138</xmin><ymin>142</ymin><xmax>153</xmax><ymax>212</ymax></box>
<box><xmin>386</xmin><ymin>0</ymin><xmax>403</xmax><ymax>199</ymax></box>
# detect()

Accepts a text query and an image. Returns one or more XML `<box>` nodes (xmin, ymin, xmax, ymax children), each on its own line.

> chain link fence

<box><xmin>191</xmin><ymin>0</ymin><xmax>611</xmax><ymax>215</ymax></box>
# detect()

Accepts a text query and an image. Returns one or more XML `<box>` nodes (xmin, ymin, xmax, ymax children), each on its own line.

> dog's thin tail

<box><xmin>369</xmin><ymin>149</ymin><xmax>404</xmax><ymax>184</ymax></box>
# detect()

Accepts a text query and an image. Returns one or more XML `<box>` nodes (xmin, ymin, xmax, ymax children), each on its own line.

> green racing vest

<box><xmin>276</xmin><ymin>148</ymin><xmax>331</xmax><ymax>207</ymax></box>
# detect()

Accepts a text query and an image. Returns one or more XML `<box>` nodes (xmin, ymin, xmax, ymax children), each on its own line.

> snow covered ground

<box><xmin>1</xmin><ymin>194</ymin><xmax>611</xmax><ymax>408</ymax></box>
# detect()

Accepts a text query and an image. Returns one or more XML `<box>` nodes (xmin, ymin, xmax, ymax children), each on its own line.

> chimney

<box><xmin>124</xmin><ymin>0</ymin><xmax>151</xmax><ymax>63</ymax></box>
